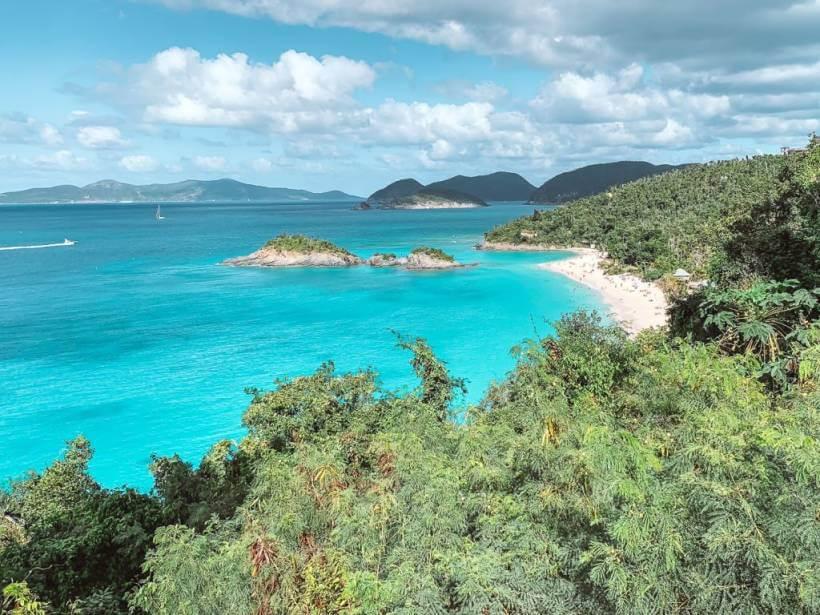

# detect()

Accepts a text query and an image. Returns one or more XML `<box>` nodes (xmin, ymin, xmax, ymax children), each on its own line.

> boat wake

<box><xmin>0</xmin><ymin>239</ymin><xmax>76</xmax><ymax>251</ymax></box>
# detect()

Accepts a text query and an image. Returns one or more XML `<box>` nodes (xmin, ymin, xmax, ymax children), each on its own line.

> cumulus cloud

<box><xmin>0</xmin><ymin>113</ymin><xmax>63</xmax><ymax>146</ymax></box>
<box><xmin>154</xmin><ymin>0</ymin><xmax>820</xmax><ymax>73</ymax></box>
<box><xmin>120</xmin><ymin>154</ymin><xmax>159</xmax><ymax>172</ymax></box>
<box><xmin>531</xmin><ymin>64</ymin><xmax>730</xmax><ymax>124</ymax></box>
<box><xmin>130</xmin><ymin>47</ymin><xmax>375</xmax><ymax>129</ymax></box>
<box><xmin>364</xmin><ymin>101</ymin><xmax>494</xmax><ymax>145</ymax></box>
<box><xmin>77</xmin><ymin>125</ymin><xmax>129</xmax><ymax>149</ymax></box>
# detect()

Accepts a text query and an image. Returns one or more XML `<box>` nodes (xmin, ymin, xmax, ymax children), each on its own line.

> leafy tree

<box><xmin>2</xmin><ymin>582</ymin><xmax>47</xmax><ymax>615</ymax></box>
<box><xmin>395</xmin><ymin>334</ymin><xmax>466</xmax><ymax>420</ymax></box>
<box><xmin>0</xmin><ymin>439</ymin><xmax>167</xmax><ymax>613</ymax></box>
<box><xmin>671</xmin><ymin>281</ymin><xmax>820</xmax><ymax>388</ymax></box>
<box><xmin>716</xmin><ymin>137</ymin><xmax>820</xmax><ymax>286</ymax></box>
<box><xmin>150</xmin><ymin>440</ymin><xmax>252</xmax><ymax>530</ymax></box>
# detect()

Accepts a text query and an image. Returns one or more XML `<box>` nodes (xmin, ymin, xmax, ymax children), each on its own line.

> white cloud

<box><xmin>531</xmin><ymin>64</ymin><xmax>730</xmax><ymax>124</ymax></box>
<box><xmin>365</xmin><ymin>101</ymin><xmax>494</xmax><ymax>145</ymax></box>
<box><xmin>39</xmin><ymin>124</ymin><xmax>63</xmax><ymax>146</ymax></box>
<box><xmin>702</xmin><ymin>60</ymin><xmax>820</xmax><ymax>92</ymax></box>
<box><xmin>154</xmin><ymin>0</ymin><xmax>820</xmax><ymax>75</ymax></box>
<box><xmin>131</xmin><ymin>47</ymin><xmax>375</xmax><ymax>129</ymax></box>
<box><xmin>120</xmin><ymin>154</ymin><xmax>159</xmax><ymax>172</ymax></box>
<box><xmin>0</xmin><ymin>113</ymin><xmax>63</xmax><ymax>146</ymax></box>
<box><xmin>194</xmin><ymin>155</ymin><xmax>226</xmax><ymax>171</ymax></box>
<box><xmin>77</xmin><ymin>125</ymin><xmax>128</xmax><ymax>149</ymax></box>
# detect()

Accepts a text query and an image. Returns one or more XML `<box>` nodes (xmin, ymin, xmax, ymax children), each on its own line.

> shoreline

<box><xmin>478</xmin><ymin>241</ymin><xmax>558</xmax><ymax>251</ymax></box>
<box><xmin>538</xmin><ymin>248</ymin><xmax>668</xmax><ymax>335</ymax></box>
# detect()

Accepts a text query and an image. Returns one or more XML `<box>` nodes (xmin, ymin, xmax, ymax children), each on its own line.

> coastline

<box><xmin>478</xmin><ymin>241</ymin><xmax>557</xmax><ymax>251</ymax></box>
<box><xmin>538</xmin><ymin>248</ymin><xmax>668</xmax><ymax>335</ymax></box>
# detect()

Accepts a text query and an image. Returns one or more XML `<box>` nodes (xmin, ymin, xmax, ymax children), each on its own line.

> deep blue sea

<box><xmin>0</xmin><ymin>201</ymin><xmax>603</xmax><ymax>488</ymax></box>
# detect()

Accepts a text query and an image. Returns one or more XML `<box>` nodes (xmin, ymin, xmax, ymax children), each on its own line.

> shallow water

<box><xmin>0</xmin><ymin>201</ymin><xmax>602</xmax><ymax>488</ymax></box>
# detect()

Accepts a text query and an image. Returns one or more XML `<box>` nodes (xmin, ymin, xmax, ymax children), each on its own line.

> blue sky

<box><xmin>1</xmin><ymin>0</ymin><xmax>818</xmax><ymax>195</ymax></box>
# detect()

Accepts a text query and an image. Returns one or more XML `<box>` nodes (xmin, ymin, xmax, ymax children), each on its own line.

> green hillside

<box><xmin>530</xmin><ymin>161</ymin><xmax>687</xmax><ymax>203</ymax></box>
<box><xmin>426</xmin><ymin>171</ymin><xmax>536</xmax><ymax>201</ymax></box>
<box><xmin>486</xmin><ymin>153</ymin><xmax>796</xmax><ymax>280</ymax></box>
<box><xmin>365</xmin><ymin>178</ymin><xmax>425</xmax><ymax>203</ymax></box>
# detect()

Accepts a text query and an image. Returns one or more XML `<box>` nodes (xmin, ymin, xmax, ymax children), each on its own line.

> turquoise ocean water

<box><xmin>0</xmin><ymin>201</ymin><xmax>603</xmax><ymax>488</ymax></box>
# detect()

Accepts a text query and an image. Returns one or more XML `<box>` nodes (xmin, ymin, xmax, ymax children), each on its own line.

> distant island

<box><xmin>367</xmin><ymin>188</ymin><xmax>488</xmax><ymax>210</ymax></box>
<box><xmin>223</xmin><ymin>235</ymin><xmax>363</xmax><ymax>268</ymax></box>
<box><xmin>361</xmin><ymin>171</ymin><xmax>532</xmax><ymax>209</ymax></box>
<box><xmin>224</xmin><ymin>235</ymin><xmax>469</xmax><ymax>270</ymax></box>
<box><xmin>368</xmin><ymin>247</ymin><xmax>467</xmax><ymax>269</ymax></box>
<box><xmin>529</xmin><ymin>161</ymin><xmax>689</xmax><ymax>203</ymax></box>
<box><xmin>0</xmin><ymin>178</ymin><xmax>362</xmax><ymax>204</ymax></box>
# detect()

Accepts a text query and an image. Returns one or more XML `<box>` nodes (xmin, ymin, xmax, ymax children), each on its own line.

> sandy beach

<box><xmin>539</xmin><ymin>249</ymin><xmax>668</xmax><ymax>335</ymax></box>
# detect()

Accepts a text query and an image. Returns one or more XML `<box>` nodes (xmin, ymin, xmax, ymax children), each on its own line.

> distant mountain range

<box><xmin>2</xmin><ymin>161</ymin><xmax>688</xmax><ymax>206</ymax></box>
<box><xmin>529</xmin><ymin>161</ymin><xmax>690</xmax><ymax>203</ymax></box>
<box><xmin>0</xmin><ymin>179</ymin><xmax>362</xmax><ymax>204</ymax></box>
<box><xmin>366</xmin><ymin>163</ymin><xmax>687</xmax><ymax>207</ymax></box>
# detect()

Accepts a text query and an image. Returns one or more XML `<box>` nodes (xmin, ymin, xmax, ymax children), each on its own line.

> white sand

<box><xmin>538</xmin><ymin>249</ymin><xmax>668</xmax><ymax>336</ymax></box>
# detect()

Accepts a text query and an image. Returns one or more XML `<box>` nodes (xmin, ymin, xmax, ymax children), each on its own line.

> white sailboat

<box><xmin>155</xmin><ymin>204</ymin><xmax>165</xmax><ymax>220</ymax></box>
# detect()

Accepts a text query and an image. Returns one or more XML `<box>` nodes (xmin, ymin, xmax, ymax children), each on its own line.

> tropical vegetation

<box><xmin>263</xmin><ymin>234</ymin><xmax>357</xmax><ymax>258</ymax></box>
<box><xmin>485</xmin><ymin>149</ymin><xmax>806</xmax><ymax>281</ymax></box>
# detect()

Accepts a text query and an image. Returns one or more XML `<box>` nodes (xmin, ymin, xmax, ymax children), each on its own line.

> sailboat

<box><xmin>155</xmin><ymin>204</ymin><xmax>165</xmax><ymax>220</ymax></box>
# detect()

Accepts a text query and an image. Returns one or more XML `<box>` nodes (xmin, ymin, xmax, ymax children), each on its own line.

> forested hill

<box><xmin>486</xmin><ymin>153</ymin><xmax>800</xmax><ymax>280</ymax></box>
<box><xmin>365</xmin><ymin>178</ymin><xmax>424</xmax><ymax>203</ymax></box>
<box><xmin>1</xmin><ymin>139</ymin><xmax>818</xmax><ymax>614</ymax></box>
<box><xmin>0</xmin><ymin>178</ymin><xmax>362</xmax><ymax>204</ymax></box>
<box><xmin>425</xmin><ymin>171</ymin><xmax>536</xmax><ymax>201</ymax></box>
<box><xmin>529</xmin><ymin>160</ymin><xmax>688</xmax><ymax>203</ymax></box>
<box><xmin>365</xmin><ymin>171</ymin><xmax>535</xmax><ymax>204</ymax></box>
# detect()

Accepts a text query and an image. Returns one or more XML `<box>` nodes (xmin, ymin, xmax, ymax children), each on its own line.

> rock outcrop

<box><xmin>223</xmin><ymin>235</ymin><xmax>363</xmax><ymax>268</ymax></box>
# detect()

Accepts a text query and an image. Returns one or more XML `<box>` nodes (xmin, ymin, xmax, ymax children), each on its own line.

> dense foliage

<box><xmin>263</xmin><ymin>234</ymin><xmax>356</xmax><ymax>257</ymax></box>
<box><xmin>2</xmin><ymin>140</ymin><xmax>819</xmax><ymax>614</ymax></box>
<box><xmin>529</xmin><ymin>161</ymin><xmax>687</xmax><ymax>204</ymax></box>
<box><xmin>424</xmin><ymin>172</ymin><xmax>535</xmax><ymax>202</ymax></box>
<box><xmin>486</xmin><ymin>153</ymin><xmax>794</xmax><ymax>280</ymax></box>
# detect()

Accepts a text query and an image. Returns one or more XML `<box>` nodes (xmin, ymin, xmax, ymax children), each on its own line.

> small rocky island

<box><xmin>225</xmin><ymin>236</ymin><xmax>471</xmax><ymax>270</ymax></box>
<box><xmin>368</xmin><ymin>247</ymin><xmax>469</xmax><ymax>269</ymax></box>
<box><xmin>359</xmin><ymin>187</ymin><xmax>487</xmax><ymax>210</ymax></box>
<box><xmin>367</xmin><ymin>252</ymin><xmax>402</xmax><ymax>267</ymax></box>
<box><xmin>405</xmin><ymin>247</ymin><xmax>467</xmax><ymax>269</ymax></box>
<box><xmin>223</xmin><ymin>234</ymin><xmax>363</xmax><ymax>268</ymax></box>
